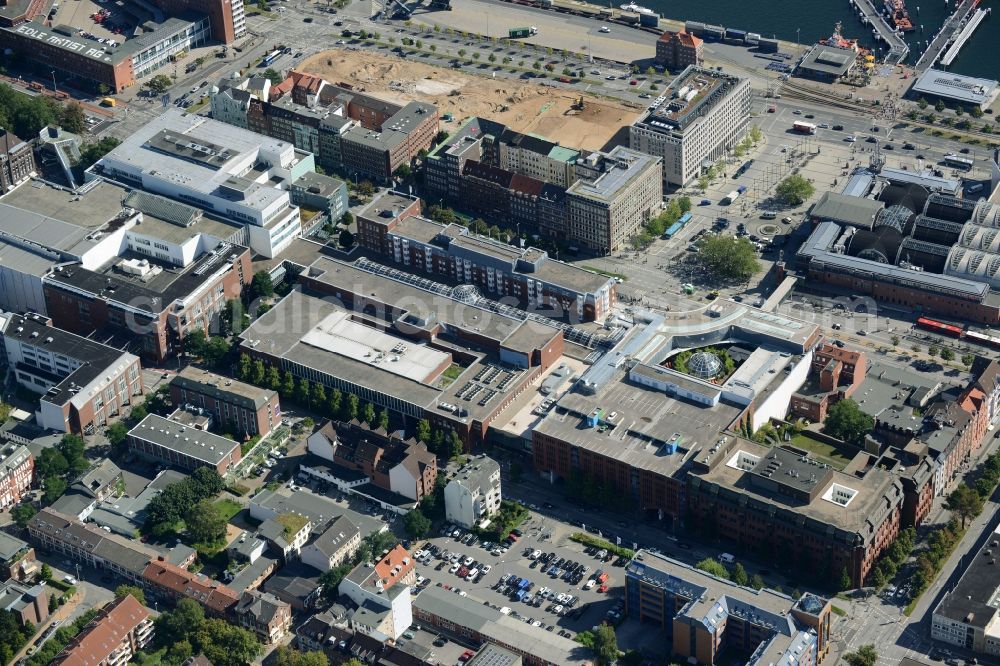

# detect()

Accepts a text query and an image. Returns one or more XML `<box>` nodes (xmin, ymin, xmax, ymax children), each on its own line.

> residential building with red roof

<box><xmin>52</xmin><ymin>594</ymin><xmax>153</xmax><ymax>666</ymax></box>
<box><xmin>142</xmin><ymin>558</ymin><xmax>240</xmax><ymax>617</ymax></box>
<box><xmin>655</xmin><ymin>30</ymin><xmax>704</xmax><ymax>70</ymax></box>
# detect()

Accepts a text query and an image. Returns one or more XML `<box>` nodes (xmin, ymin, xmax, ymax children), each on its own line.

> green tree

<box><xmin>891</xmin><ymin>335</ymin><xmax>900</xmax><ymax>346</ymax></box>
<box><xmin>839</xmin><ymin>566</ymin><xmax>853</xmax><ymax>591</ymax></box>
<box><xmin>844</xmin><ymin>644</ymin><xmax>878</xmax><ymax>666</ymax></box>
<box><xmin>251</xmin><ymin>271</ymin><xmax>274</xmax><ymax>300</ymax></box>
<box><xmin>749</xmin><ymin>574</ymin><xmax>765</xmax><ymax>590</ymax></box>
<box><xmin>312</xmin><ymin>383</ymin><xmax>327</xmax><ymax>410</ymax></box>
<box><xmin>115</xmin><ymin>585</ymin><xmax>146</xmax><ymax>605</ymax></box>
<box><xmin>363</xmin><ymin>402</ymin><xmax>376</xmax><ymax>425</ymax></box>
<box><xmin>339</xmin><ymin>228</ymin><xmax>356</xmax><ymax>248</ymax></box>
<box><xmin>343</xmin><ymin>394</ymin><xmax>359</xmax><ymax>422</ymax></box>
<box><xmin>871</xmin><ymin>566</ymin><xmax>887</xmax><ymax>589</ymax></box>
<box><xmin>185</xmin><ymin>328</ymin><xmax>208</xmax><ymax>357</ymax></box>
<box><xmin>917</xmin><ymin>97</ymin><xmax>929</xmax><ymax>109</ymax></box>
<box><xmin>749</xmin><ymin>125</ymin><xmax>763</xmax><ymax>144</ymax></box>
<box><xmin>775</xmin><ymin>174</ymin><xmax>816</xmax><ymax>205</ymax></box>
<box><xmin>44</xmin><ymin>476</ymin><xmax>68</xmax><ymax>504</ymax></box>
<box><xmin>274</xmin><ymin>647</ymin><xmax>329</xmax><ymax>666</ymax></box>
<box><xmin>695</xmin><ymin>558</ymin><xmax>729</xmax><ymax>579</ymax></box>
<box><xmin>106</xmin><ymin>421</ymin><xmax>129</xmax><ymax>448</ymax></box>
<box><xmin>431</xmin><ymin>429</ymin><xmax>445</xmax><ymax>455</ymax></box>
<box><xmin>239</xmin><ymin>354</ymin><xmax>251</xmax><ymax>381</ymax></box>
<box><xmin>328</xmin><ymin>389</ymin><xmax>342</xmax><ymax>417</ymax></box>
<box><xmin>295</xmin><ymin>378</ymin><xmax>312</xmax><ymax>406</ymax></box>
<box><xmin>448</xmin><ymin>430</ymin><xmax>463</xmax><ymax>459</ymax></box>
<box><xmin>357</xmin><ymin>181</ymin><xmax>375</xmax><ymax>197</ymax></box>
<box><xmin>731</xmin><ymin>562</ymin><xmax>749</xmax><ymax>586</ymax></box>
<box><xmin>185</xmin><ymin>499</ymin><xmax>228</xmax><ymax>544</ymax></box>
<box><xmin>823</xmin><ymin>398</ymin><xmax>873</xmax><ymax>447</ymax></box>
<box><xmin>928</xmin><ymin>344</ymin><xmax>940</xmax><ymax>357</ymax></box>
<box><xmin>416</xmin><ymin>418</ymin><xmax>432</xmax><ymax>443</ymax></box>
<box><xmin>403</xmin><ymin>509</ymin><xmax>431</xmax><ymax>538</ymax></box>
<box><xmin>697</xmin><ymin>176</ymin><xmax>710</xmax><ymax>192</ymax></box>
<box><xmin>203</xmin><ymin>337</ymin><xmax>231</xmax><ymax>368</ymax></box>
<box><xmin>695</xmin><ymin>235</ymin><xmax>761</xmax><ymax>282</ymax></box>
<box><xmin>377</xmin><ymin>408</ymin><xmax>390</xmax><ymax>431</ymax></box>
<box><xmin>250</xmin><ymin>359</ymin><xmax>266</xmax><ymax>386</ymax></box>
<box><xmin>155</xmin><ymin>598</ymin><xmax>205</xmax><ymax>645</ymax></box>
<box><xmin>145</xmin><ymin>75</ymin><xmax>173</xmax><ymax>94</ymax></box>
<box><xmin>40</xmin><ymin>563</ymin><xmax>52</xmax><ymax>582</ymax></box>
<box><xmin>11</xmin><ymin>503</ymin><xmax>36</xmax><ymax>529</ymax></box>
<box><xmin>945</xmin><ymin>484</ymin><xmax>983</xmax><ymax>528</ymax></box>
<box><xmin>940</xmin><ymin>348</ymin><xmax>955</xmax><ymax>362</ymax></box>
<box><xmin>935</xmin><ymin>99</ymin><xmax>946</xmax><ymax>112</ymax></box>
<box><xmin>318</xmin><ymin>563</ymin><xmax>353</xmax><ymax>601</ymax></box>
<box><xmin>281</xmin><ymin>371</ymin><xmax>296</xmax><ymax>399</ymax></box>
<box><xmin>196</xmin><ymin>618</ymin><xmax>262</xmax><ymax>666</ymax></box>
<box><xmin>266</xmin><ymin>365</ymin><xmax>282</xmax><ymax>391</ymax></box>
<box><xmin>60</xmin><ymin>101</ymin><xmax>86</xmax><ymax>133</ymax></box>
<box><xmin>593</xmin><ymin>623</ymin><xmax>619</xmax><ymax>666</ymax></box>
<box><xmin>262</xmin><ymin>68</ymin><xmax>283</xmax><ymax>85</ymax></box>
<box><xmin>394</xmin><ymin>164</ymin><xmax>412</xmax><ymax>179</ymax></box>
<box><xmin>962</xmin><ymin>353</ymin><xmax>975</xmax><ymax>367</ymax></box>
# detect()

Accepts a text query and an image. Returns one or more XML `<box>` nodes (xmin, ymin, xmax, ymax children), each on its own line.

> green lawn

<box><xmin>790</xmin><ymin>434</ymin><xmax>852</xmax><ymax>470</ymax></box>
<box><xmin>214</xmin><ymin>498</ymin><xmax>242</xmax><ymax>521</ymax></box>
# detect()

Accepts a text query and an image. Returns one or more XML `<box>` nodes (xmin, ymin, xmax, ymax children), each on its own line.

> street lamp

<box><xmin>51</xmin><ymin>70</ymin><xmax>57</xmax><ymax>93</ymax></box>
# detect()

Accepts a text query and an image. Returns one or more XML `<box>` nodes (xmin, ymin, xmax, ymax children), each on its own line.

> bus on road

<box><xmin>260</xmin><ymin>49</ymin><xmax>282</xmax><ymax>67</ymax></box>
<box><xmin>943</xmin><ymin>153</ymin><xmax>974</xmax><ymax>171</ymax></box>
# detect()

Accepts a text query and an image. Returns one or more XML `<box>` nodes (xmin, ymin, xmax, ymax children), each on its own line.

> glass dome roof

<box><xmin>688</xmin><ymin>351</ymin><xmax>723</xmax><ymax>378</ymax></box>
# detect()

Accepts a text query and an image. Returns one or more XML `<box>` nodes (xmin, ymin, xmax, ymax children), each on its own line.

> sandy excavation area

<box><xmin>300</xmin><ymin>49</ymin><xmax>640</xmax><ymax>150</ymax></box>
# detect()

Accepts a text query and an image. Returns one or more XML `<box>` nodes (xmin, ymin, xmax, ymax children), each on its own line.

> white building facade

<box><xmin>444</xmin><ymin>455</ymin><xmax>502</xmax><ymax>529</ymax></box>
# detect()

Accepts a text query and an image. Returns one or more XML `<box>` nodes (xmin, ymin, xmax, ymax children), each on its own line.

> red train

<box><xmin>916</xmin><ymin>316</ymin><xmax>1000</xmax><ymax>349</ymax></box>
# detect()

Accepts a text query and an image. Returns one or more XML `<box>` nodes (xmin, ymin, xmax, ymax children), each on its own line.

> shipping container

<box><xmin>619</xmin><ymin>11</ymin><xmax>640</xmax><ymax>24</ymax></box>
<box><xmin>725</xmin><ymin>28</ymin><xmax>746</xmax><ymax>42</ymax></box>
<box><xmin>684</xmin><ymin>20</ymin><xmax>705</xmax><ymax>35</ymax></box>
<box><xmin>746</xmin><ymin>32</ymin><xmax>761</xmax><ymax>44</ymax></box>
<box><xmin>703</xmin><ymin>24</ymin><xmax>724</xmax><ymax>40</ymax></box>
<box><xmin>639</xmin><ymin>10</ymin><xmax>659</xmax><ymax>26</ymax></box>
<box><xmin>758</xmin><ymin>38</ymin><xmax>779</xmax><ymax>53</ymax></box>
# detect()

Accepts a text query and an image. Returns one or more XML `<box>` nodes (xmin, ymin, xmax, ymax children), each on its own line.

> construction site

<box><xmin>299</xmin><ymin>48</ymin><xmax>639</xmax><ymax>150</ymax></box>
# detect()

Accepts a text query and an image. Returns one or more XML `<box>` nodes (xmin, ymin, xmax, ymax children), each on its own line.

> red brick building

<box><xmin>0</xmin><ymin>580</ymin><xmax>48</xmax><ymax>627</ymax></box>
<box><xmin>170</xmin><ymin>366</ymin><xmax>280</xmax><ymax>438</ymax></box>
<box><xmin>43</xmin><ymin>243</ymin><xmax>251</xmax><ymax>363</ymax></box>
<box><xmin>0</xmin><ymin>128</ymin><xmax>35</xmax><ymax>191</ymax></box>
<box><xmin>790</xmin><ymin>343</ymin><xmax>868</xmax><ymax>422</ymax></box>
<box><xmin>52</xmin><ymin>594</ymin><xmax>153</xmax><ymax>666</ymax></box>
<box><xmin>655</xmin><ymin>30</ymin><xmax>704</xmax><ymax>71</ymax></box>
<box><xmin>142</xmin><ymin>558</ymin><xmax>240</xmax><ymax>617</ymax></box>
<box><xmin>0</xmin><ymin>443</ymin><xmax>33</xmax><ymax>512</ymax></box>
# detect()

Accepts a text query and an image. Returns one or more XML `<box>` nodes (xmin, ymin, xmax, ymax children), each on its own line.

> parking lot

<box><xmin>412</xmin><ymin>515</ymin><xmax>630</xmax><ymax>640</ymax></box>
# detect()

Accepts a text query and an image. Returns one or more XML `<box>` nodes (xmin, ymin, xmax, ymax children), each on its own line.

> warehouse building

<box><xmin>910</xmin><ymin>69</ymin><xmax>999</xmax><ymax>110</ymax></box>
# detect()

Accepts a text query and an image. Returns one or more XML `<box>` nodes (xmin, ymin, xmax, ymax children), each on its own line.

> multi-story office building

<box><xmin>0</xmin><ymin>443</ymin><xmax>32</xmax><ymax>511</ymax></box>
<box><xmin>52</xmin><ymin>594</ymin><xmax>154</xmax><ymax>666</ymax></box>
<box><xmin>445</xmin><ymin>456</ymin><xmax>502</xmax><ymax>529</ymax></box>
<box><xmin>170</xmin><ymin>366</ymin><xmax>280</xmax><ymax>437</ymax></box>
<box><xmin>625</xmin><ymin>550</ymin><xmax>832</xmax><ymax>665</ymax></box>
<box><xmin>655</xmin><ymin>30</ymin><xmax>704</xmax><ymax>71</ymax></box>
<box><xmin>565</xmin><ymin>147</ymin><xmax>663</xmax><ymax>253</ymax></box>
<box><xmin>932</xmin><ymin>523</ymin><xmax>1000</xmax><ymax>656</ymax></box>
<box><xmin>630</xmin><ymin>66</ymin><xmax>751</xmax><ymax>187</ymax></box>
<box><xmin>92</xmin><ymin>108</ymin><xmax>308</xmax><ymax>258</ymax></box>
<box><xmin>243</xmin><ymin>257</ymin><xmax>563</xmax><ymax>446</ymax></box>
<box><xmin>152</xmin><ymin>0</ymin><xmax>244</xmax><ymax>43</ymax></box>
<box><xmin>0</xmin><ymin>313</ymin><xmax>143</xmax><ymax>434</ymax></box>
<box><xmin>127</xmin><ymin>413</ymin><xmax>242</xmax><ymax>474</ymax></box>
<box><xmin>356</xmin><ymin>193</ymin><xmax>617</xmax><ymax>322</ymax></box>
<box><xmin>289</xmin><ymin>171</ymin><xmax>349</xmax><ymax>222</ymax></box>
<box><xmin>789</xmin><ymin>343</ymin><xmax>868</xmax><ymax>422</ymax></box>
<box><xmin>0</xmin><ymin>15</ymin><xmax>211</xmax><ymax>93</ymax></box>
<box><xmin>0</xmin><ymin>128</ymin><xmax>35</xmax><ymax>192</ymax></box>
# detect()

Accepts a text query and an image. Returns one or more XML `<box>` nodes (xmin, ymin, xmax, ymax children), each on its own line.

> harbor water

<box><xmin>638</xmin><ymin>0</ymin><xmax>998</xmax><ymax>78</ymax></box>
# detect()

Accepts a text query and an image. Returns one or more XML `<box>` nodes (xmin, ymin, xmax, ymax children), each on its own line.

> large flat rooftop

<box><xmin>565</xmin><ymin>147</ymin><xmax>659</xmax><ymax>204</ymax></box>
<box><xmin>934</xmin><ymin>523</ymin><xmax>1000</xmax><ymax>628</ymax></box>
<box><xmin>129</xmin><ymin>414</ymin><xmax>238</xmax><ymax>466</ymax></box>
<box><xmin>912</xmin><ymin>68</ymin><xmax>999</xmax><ymax>107</ymax></box>
<box><xmin>634</xmin><ymin>66</ymin><xmax>746</xmax><ymax>134</ymax></box>
<box><xmin>534</xmin><ymin>367</ymin><xmax>742</xmax><ymax>478</ymax></box>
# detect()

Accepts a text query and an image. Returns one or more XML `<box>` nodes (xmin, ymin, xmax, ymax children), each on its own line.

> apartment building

<box><xmin>301</xmin><ymin>515</ymin><xmax>361</xmax><ymax>573</ymax></box>
<box><xmin>92</xmin><ymin>109</ymin><xmax>308</xmax><ymax>258</ymax></box>
<box><xmin>444</xmin><ymin>456</ymin><xmax>502</xmax><ymax>529</ymax></box>
<box><xmin>52</xmin><ymin>594</ymin><xmax>154</xmax><ymax>666</ymax></box>
<box><xmin>565</xmin><ymin>147</ymin><xmax>663</xmax><ymax>253</ymax></box>
<box><xmin>305</xmin><ymin>420</ymin><xmax>438</xmax><ymax>503</ymax></box>
<box><xmin>142</xmin><ymin>558</ymin><xmax>241</xmax><ymax>617</ymax></box>
<box><xmin>655</xmin><ymin>30</ymin><xmax>704</xmax><ymax>71</ymax></box>
<box><xmin>0</xmin><ymin>533</ymin><xmax>39</xmax><ymax>583</ymax></box>
<box><xmin>127</xmin><ymin>413</ymin><xmax>242</xmax><ymax>475</ymax></box>
<box><xmin>0</xmin><ymin>313</ymin><xmax>143</xmax><ymax>434</ymax></box>
<box><xmin>0</xmin><ymin>128</ymin><xmax>35</xmax><ymax>192</ymax></box>
<box><xmin>357</xmin><ymin>193</ymin><xmax>617</xmax><ymax>321</ymax></box>
<box><xmin>234</xmin><ymin>590</ymin><xmax>293</xmax><ymax>644</ymax></box>
<box><xmin>170</xmin><ymin>366</ymin><xmax>280</xmax><ymax>438</ymax></box>
<box><xmin>932</xmin><ymin>523</ymin><xmax>1000</xmax><ymax>657</ymax></box>
<box><xmin>630</xmin><ymin>66</ymin><xmax>751</xmax><ymax>187</ymax></box>
<box><xmin>0</xmin><ymin>580</ymin><xmax>48</xmax><ymax>627</ymax></box>
<box><xmin>338</xmin><ymin>545</ymin><xmax>415</xmax><ymax>641</ymax></box>
<box><xmin>258</xmin><ymin>514</ymin><xmax>312</xmax><ymax>562</ymax></box>
<box><xmin>626</xmin><ymin>550</ymin><xmax>831</xmax><ymax>665</ymax></box>
<box><xmin>0</xmin><ymin>443</ymin><xmax>32</xmax><ymax>511</ymax></box>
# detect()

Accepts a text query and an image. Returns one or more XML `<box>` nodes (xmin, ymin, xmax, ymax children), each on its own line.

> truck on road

<box><xmin>722</xmin><ymin>190</ymin><xmax>740</xmax><ymax>205</ymax></box>
<box><xmin>508</xmin><ymin>26</ymin><xmax>538</xmax><ymax>38</ymax></box>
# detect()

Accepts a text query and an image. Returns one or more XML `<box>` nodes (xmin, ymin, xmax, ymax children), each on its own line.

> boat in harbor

<box><xmin>820</xmin><ymin>21</ymin><xmax>865</xmax><ymax>52</ymax></box>
<box><xmin>884</xmin><ymin>0</ymin><xmax>916</xmax><ymax>31</ymax></box>
<box><xmin>619</xmin><ymin>2</ymin><xmax>652</xmax><ymax>12</ymax></box>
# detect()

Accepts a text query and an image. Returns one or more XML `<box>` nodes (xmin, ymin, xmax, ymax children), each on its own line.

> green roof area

<box><xmin>275</xmin><ymin>513</ymin><xmax>309</xmax><ymax>539</ymax></box>
<box><xmin>549</xmin><ymin>145</ymin><xmax>580</xmax><ymax>163</ymax></box>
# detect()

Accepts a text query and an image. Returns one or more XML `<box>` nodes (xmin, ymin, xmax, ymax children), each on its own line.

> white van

<box><xmin>760</xmin><ymin>211</ymin><xmax>777</xmax><ymax>220</ymax></box>
<box><xmin>718</xmin><ymin>553</ymin><xmax>736</xmax><ymax>564</ymax></box>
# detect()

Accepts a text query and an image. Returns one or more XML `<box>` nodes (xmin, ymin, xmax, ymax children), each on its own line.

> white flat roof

<box><xmin>300</xmin><ymin>311</ymin><xmax>450</xmax><ymax>385</ymax></box>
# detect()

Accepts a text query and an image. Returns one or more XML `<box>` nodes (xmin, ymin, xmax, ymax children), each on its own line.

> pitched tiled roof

<box><xmin>142</xmin><ymin>559</ymin><xmax>239</xmax><ymax>614</ymax></box>
<box><xmin>53</xmin><ymin>594</ymin><xmax>150</xmax><ymax>666</ymax></box>
<box><xmin>372</xmin><ymin>544</ymin><xmax>414</xmax><ymax>591</ymax></box>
